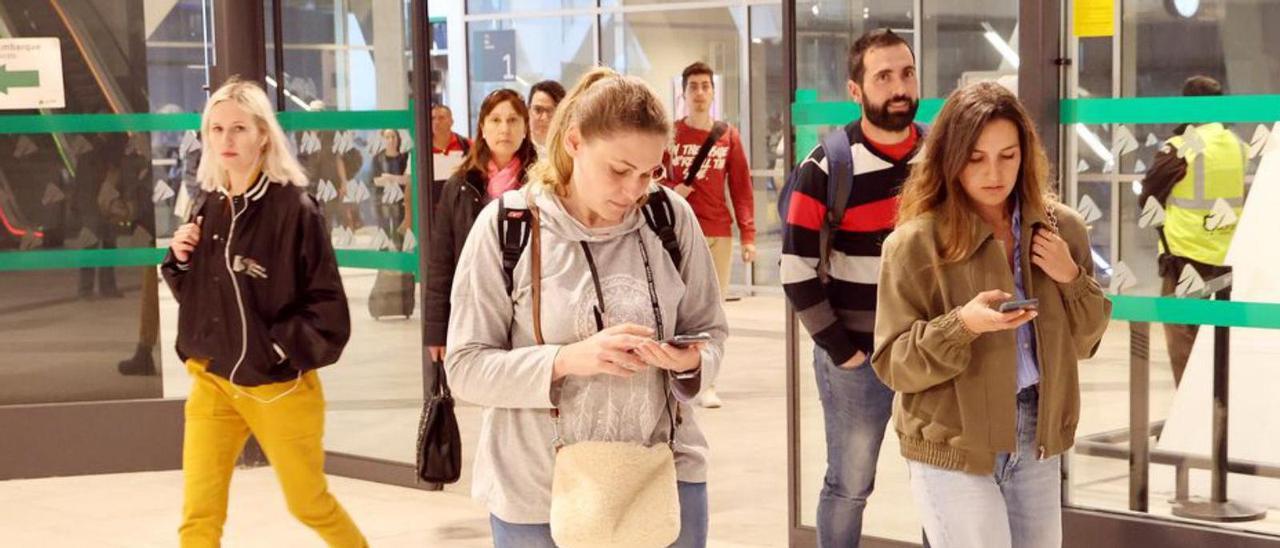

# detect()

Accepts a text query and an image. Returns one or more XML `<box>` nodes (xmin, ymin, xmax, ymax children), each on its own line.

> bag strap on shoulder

<box><xmin>683</xmin><ymin>121</ymin><xmax>729</xmax><ymax>186</ymax></box>
<box><xmin>498</xmin><ymin>193</ymin><xmax>534</xmax><ymax>296</ymax></box>
<box><xmin>640</xmin><ymin>188</ymin><xmax>683</xmax><ymax>271</ymax></box>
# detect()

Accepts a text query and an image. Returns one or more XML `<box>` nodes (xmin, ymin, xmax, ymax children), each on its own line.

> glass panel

<box><xmin>466</xmin><ymin>16</ymin><xmax>596</xmax><ymax>126</ymax></box>
<box><xmin>792</xmin><ymin>0</ymin><xmax>919</xmax><ymax>540</ymax></box>
<box><xmin>748</xmin><ymin>4</ymin><xmax>786</xmax><ymax>289</ymax></box>
<box><xmin>270</xmin><ymin>0</ymin><xmax>410</xmax><ymax>111</ymax></box>
<box><xmin>1063</xmin><ymin>0</ymin><xmax>1280</xmax><ymax>536</ymax></box>
<box><xmin>792</xmin><ymin>1</ymin><xmax>1023</xmax><ymax>540</ymax></box>
<box><xmin>0</xmin><ymin>0</ymin><xmax>210</xmax><ymax>405</ymax></box>
<box><xmin>269</xmin><ymin>0</ymin><xmax>422</xmax><ymax>464</ymax></box>
<box><xmin>602</xmin><ymin>5</ymin><xmax>754</xmax><ymax>289</ymax></box>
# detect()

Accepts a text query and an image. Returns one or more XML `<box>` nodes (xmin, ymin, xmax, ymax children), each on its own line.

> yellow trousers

<box><xmin>179</xmin><ymin>360</ymin><xmax>366</xmax><ymax>547</ymax></box>
<box><xmin>706</xmin><ymin>236</ymin><xmax>734</xmax><ymax>300</ymax></box>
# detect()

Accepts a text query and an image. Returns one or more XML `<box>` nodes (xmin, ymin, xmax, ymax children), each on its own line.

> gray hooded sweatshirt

<box><xmin>445</xmin><ymin>183</ymin><xmax>729</xmax><ymax>524</ymax></box>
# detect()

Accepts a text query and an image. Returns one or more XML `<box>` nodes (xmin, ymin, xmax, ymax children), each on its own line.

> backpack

<box><xmin>775</xmin><ymin>123</ymin><xmax>927</xmax><ymax>277</ymax></box>
<box><xmin>497</xmin><ymin>186</ymin><xmax>684</xmax><ymax>295</ymax></box>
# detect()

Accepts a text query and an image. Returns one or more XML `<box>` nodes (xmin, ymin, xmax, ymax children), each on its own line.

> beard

<box><xmin>863</xmin><ymin>95</ymin><xmax>919</xmax><ymax>131</ymax></box>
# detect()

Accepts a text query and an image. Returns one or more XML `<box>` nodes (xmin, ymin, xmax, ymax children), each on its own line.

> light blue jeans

<box><xmin>907</xmin><ymin>389</ymin><xmax>1062</xmax><ymax>548</ymax></box>
<box><xmin>812</xmin><ymin>347</ymin><xmax>896</xmax><ymax>548</ymax></box>
<box><xmin>490</xmin><ymin>481</ymin><xmax>708</xmax><ymax>548</ymax></box>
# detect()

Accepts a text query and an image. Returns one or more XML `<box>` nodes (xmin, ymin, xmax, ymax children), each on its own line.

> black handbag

<box><xmin>416</xmin><ymin>359</ymin><xmax>461</xmax><ymax>484</ymax></box>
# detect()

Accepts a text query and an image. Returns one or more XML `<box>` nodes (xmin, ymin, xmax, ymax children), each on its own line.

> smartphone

<box><xmin>997</xmin><ymin>298</ymin><xmax>1040</xmax><ymax>313</ymax></box>
<box><xmin>663</xmin><ymin>333</ymin><xmax>713</xmax><ymax>348</ymax></box>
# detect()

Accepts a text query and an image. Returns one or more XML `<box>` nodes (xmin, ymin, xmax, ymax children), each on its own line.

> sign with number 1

<box><xmin>473</xmin><ymin>30</ymin><xmax>516</xmax><ymax>82</ymax></box>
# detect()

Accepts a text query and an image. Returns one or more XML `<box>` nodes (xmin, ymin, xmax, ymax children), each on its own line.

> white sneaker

<box><xmin>698</xmin><ymin>387</ymin><xmax>723</xmax><ymax>408</ymax></box>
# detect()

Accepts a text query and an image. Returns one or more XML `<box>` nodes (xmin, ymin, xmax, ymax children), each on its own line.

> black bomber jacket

<box><xmin>161</xmin><ymin>173</ymin><xmax>350</xmax><ymax>386</ymax></box>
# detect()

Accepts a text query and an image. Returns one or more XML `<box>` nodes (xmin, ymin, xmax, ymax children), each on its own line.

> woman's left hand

<box><xmin>632</xmin><ymin>340</ymin><xmax>704</xmax><ymax>374</ymax></box>
<box><xmin>1031</xmin><ymin>228</ymin><xmax>1080</xmax><ymax>284</ymax></box>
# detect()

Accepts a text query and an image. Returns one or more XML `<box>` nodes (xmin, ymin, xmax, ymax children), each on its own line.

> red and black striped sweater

<box><xmin>781</xmin><ymin>122</ymin><xmax>921</xmax><ymax>365</ymax></box>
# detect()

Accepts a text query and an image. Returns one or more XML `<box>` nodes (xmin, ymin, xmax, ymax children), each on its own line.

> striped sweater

<box><xmin>781</xmin><ymin>122</ymin><xmax>921</xmax><ymax>365</ymax></box>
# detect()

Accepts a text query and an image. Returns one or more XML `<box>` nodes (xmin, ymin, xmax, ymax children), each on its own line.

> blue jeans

<box><xmin>812</xmin><ymin>347</ymin><xmax>895</xmax><ymax>548</ymax></box>
<box><xmin>907</xmin><ymin>390</ymin><xmax>1062</xmax><ymax>548</ymax></box>
<box><xmin>490</xmin><ymin>481</ymin><xmax>708</xmax><ymax>548</ymax></box>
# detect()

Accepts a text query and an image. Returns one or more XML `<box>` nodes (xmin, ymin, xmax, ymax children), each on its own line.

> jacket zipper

<box><xmin>223</xmin><ymin>189</ymin><xmax>300</xmax><ymax>404</ymax></box>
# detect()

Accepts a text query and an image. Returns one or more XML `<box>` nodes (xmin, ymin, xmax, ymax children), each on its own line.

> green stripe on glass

<box><xmin>0</xmin><ymin>110</ymin><xmax>413</xmax><ymax>134</ymax></box>
<box><xmin>1063</xmin><ymin>96</ymin><xmax>1280</xmax><ymax>125</ymax></box>
<box><xmin>333</xmin><ymin>250</ymin><xmax>418</xmax><ymax>274</ymax></box>
<box><xmin>1110</xmin><ymin>295</ymin><xmax>1280</xmax><ymax>330</ymax></box>
<box><xmin>0</xmin><ymin>113</ymin><xmax>200</xmax><ymax>134</ymax></box>
<box><xmin>277</xmin><ymin>110</ymin><xmax>412</xmax><ymax>131</ymax></box>
<box><xmin>0</xmin><ymin>248</ymin><xmax>166</xmax><ymax>271</ymax></box>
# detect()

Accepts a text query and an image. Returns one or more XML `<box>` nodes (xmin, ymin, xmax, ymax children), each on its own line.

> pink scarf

<box><xmin>486</xmin><ymin>156</ymin><xmax>523</xmax><ymax>198</ymax></box>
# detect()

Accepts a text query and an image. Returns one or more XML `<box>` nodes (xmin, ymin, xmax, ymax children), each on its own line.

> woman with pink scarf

<box><xmin>426</xmin><ymin>89</ymin><xmax>537</xmax><ymax>363</ymax></box>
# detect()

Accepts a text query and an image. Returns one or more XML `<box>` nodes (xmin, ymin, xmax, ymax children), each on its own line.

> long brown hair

<box><xmin>529</xmin><ymin>67</ymin><xmax>671</xmax><ymax>196</ymax></box>
<box><xmin>457</xmin><ymin>89</ymin><xmax>538</xmax><ymax>178</ymax></box>
<box><xmin>896</xmin><ymin>81</ymin><xmax>1055</xmax><ymax>262</ymax></box>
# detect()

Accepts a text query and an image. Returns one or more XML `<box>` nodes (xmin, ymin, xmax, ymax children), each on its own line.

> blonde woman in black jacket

<box><xmin>161</xmin><ymin>78</ymin><xmax>365</xmax><ymax>547</ymax></box>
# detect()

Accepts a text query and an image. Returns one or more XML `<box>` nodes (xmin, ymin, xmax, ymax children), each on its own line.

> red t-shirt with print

<box><xmin>661</xmin><ymin>119</ymin><xmax>755</xmax><ymax>244</ymax></box>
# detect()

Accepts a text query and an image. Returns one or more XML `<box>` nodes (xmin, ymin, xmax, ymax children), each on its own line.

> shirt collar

<box><xmin>961</xmin><ymin>195</ymin><xmax>1051</xmax><ymax>259</ymax></box>
<box><xmin>217</xmin><ymin>169</ymin><xmax>270</xmax><ymax>201</ymax></box>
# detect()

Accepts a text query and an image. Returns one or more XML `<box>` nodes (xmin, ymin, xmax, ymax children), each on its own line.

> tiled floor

<box><xmin>4</xmin><ymin>287</ymin><xmax>1279</xmax><ymax>546</ymax></box>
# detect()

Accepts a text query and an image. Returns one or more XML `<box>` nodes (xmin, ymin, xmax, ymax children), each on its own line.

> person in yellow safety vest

<box><xmin>1138</xmin><ymin>75</ymin><xmax>1248</xmax><ymax>387</ymax></box>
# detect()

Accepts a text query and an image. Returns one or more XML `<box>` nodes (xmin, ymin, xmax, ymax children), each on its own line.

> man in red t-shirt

<box><xmin>663</xmin><ymin>61</ymin><xmax>755</xmax><ymax>408</ymax></box>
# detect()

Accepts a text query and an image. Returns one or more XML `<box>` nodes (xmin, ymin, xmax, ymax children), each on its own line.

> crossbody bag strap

<box><xmin>683</xmin><ymin>121</ymin><xmax>729</xmax><ymax>186</ymax></box>
<box><xmin>530</xmin><ymin>204</ymin><xmax>545</xmax><ymax>346</ymax></box>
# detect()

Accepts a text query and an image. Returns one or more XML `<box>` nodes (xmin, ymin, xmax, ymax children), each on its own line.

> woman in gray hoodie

<box><xmin>444</xmin><ymin>68</ymin><xmax>729</xmax><ymax>547</ymax></box>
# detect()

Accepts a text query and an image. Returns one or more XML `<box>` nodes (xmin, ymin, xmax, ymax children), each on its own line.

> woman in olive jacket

<box><xmin>872</xmin><ymin>81</ymin><xmax>1111</xmax><ymax>548</ymax></box>
<box><xmin>425</xmin><ymin>89</ymin><xmax>537</xmax><ymax>362</ymax></box>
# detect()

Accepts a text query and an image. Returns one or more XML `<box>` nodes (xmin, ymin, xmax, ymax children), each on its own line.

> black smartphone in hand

<box><xmin>997</xmin><ymin>298</ymin><xmax>1039</xmax><ymax>313</ymax></box>
<box><xmin>662</xmin><ymin>333</ymin><xmax>713</xmax><ymax>348</ymax></box>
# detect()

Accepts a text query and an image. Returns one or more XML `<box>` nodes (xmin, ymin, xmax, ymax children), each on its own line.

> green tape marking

<box><xmin>277</xmin><ymin>110</ymin><xmax>412</xmax><ymax>131</ymax></box>
<box><xmin>333</xmin><ymin>250</ymin><xmax>418</xmax><ymax>274</ymax></box>
<box><xmin>1063</xmin><ymin>95</ymin><xmax>1280</xmax><ymax>125</ymax></box>
<box><xmin>0</xmin><ymin>248</ymin><xmax>166</xmax><ymax>271</ymax></box>
<box><xmin>1109</xmin><ymin>295</ymin><xmax>1280</xmax><ymax>330</ymax></box>
<box><xmin>0</xmin><ymin>113</ymin><xmax>200</xmax><ymax>134</ymax></box>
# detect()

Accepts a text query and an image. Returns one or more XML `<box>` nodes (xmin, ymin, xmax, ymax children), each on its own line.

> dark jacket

<box><xmin>161</xmin><ymin>174</ymin><xmax>350</xmax><ymax>386</ymax></box>
<box><xmin>424</xmin><ymin>167</ymin><xmax>527</xmax><ymax>346</ymax></box>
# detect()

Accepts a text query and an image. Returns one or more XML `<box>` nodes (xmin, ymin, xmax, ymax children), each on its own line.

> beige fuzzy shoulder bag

<box><xmin>524</xmin><ymin>203</ymin><xmax>683</xmax><ymax>548</ymax></box>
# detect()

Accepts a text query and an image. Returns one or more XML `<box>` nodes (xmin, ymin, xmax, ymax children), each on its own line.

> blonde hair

<box><xmin>197</xmin><ymin>77</ymin><xmax>308</xmax><ymax>191</ymax></box>
<box><xmin>897</xmin><ymin>81</ymin><xmax>1055</xmax><ymax>262</ymax></box>
<box><xmin>529</xmin><ymin>67</ymin><xmax>671</xmax><ymax>196</ymax></box>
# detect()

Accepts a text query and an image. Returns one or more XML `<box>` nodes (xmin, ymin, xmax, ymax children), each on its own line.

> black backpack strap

<box><xmin>641</xmin><ymin>188</ymin><xmax>683</xmax><ymax>271</ymax></box>
<box><xmin>497</xmin><ymin>193</ymin><xmax>533</xmax><ymax>295</ymax></box>
<box><xmin>683</xmin><ymin>121</ymin><xmax>729</xmax><ymax>186</ymax></box>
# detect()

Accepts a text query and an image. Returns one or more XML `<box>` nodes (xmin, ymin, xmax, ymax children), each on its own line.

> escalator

<box><xmin>0</xmin><ymin>0</ymin><xmax>149</xmax><ymax>250</ymax></box>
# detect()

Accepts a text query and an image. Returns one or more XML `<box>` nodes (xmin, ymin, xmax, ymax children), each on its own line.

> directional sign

<box><xmin>0</xmin><ymin>38</ymin><xmax>65</xmax><ymax>110</ymax></box>
<box><xmin>473</xmin><ymin>30</ymin><xmax>516</xmax><ymax>82</ymax></box>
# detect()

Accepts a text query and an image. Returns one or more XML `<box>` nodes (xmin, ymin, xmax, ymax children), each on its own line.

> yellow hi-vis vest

<box><xmin>1162</xmin><ymin>123</ymin><xmax>1246</xmax><ymax>267</ymax></box>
